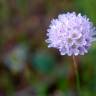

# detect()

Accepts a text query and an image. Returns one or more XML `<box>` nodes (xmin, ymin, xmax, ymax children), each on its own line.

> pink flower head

<box><xmin>46</xmin><ymin>12</ymin><xmax>96</xmax><ymax>56</ymax></box>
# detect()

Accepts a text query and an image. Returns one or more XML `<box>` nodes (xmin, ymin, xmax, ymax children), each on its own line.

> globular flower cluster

<box><xmin>46</xmin><ymin>12</ymin><xmax>96</xmax><ymax>56</ymax></box>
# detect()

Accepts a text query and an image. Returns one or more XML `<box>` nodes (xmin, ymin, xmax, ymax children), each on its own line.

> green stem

<box><xmin>72</xmin><ymin>55</ymin><xmax>80</xmax><ymax>96</ymax></box>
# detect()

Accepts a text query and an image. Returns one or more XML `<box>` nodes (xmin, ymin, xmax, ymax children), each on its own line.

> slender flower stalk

<box><xmin>72</xmin><ymin>56</ymin><xmax>80</xmax><ymax>95</ymax></box>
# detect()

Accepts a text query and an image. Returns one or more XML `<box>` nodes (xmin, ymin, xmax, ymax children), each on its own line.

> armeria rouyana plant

<box><xmin>45</xmin><ymin>12</ymin><xmax>96</xmax><ymax>95</ymax></box>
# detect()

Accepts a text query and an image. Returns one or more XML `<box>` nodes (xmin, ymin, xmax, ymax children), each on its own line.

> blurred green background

<box><xmin>0</xmin><ymin>0</ymin><xmax>96</xmax><ymax>96</ymax></box>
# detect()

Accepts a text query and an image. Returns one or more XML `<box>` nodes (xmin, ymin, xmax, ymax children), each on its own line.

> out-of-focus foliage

<box><xmin>75</xmin><ymin>0</ymin><xmax>96</xmax><ymax>24</ymax></box>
